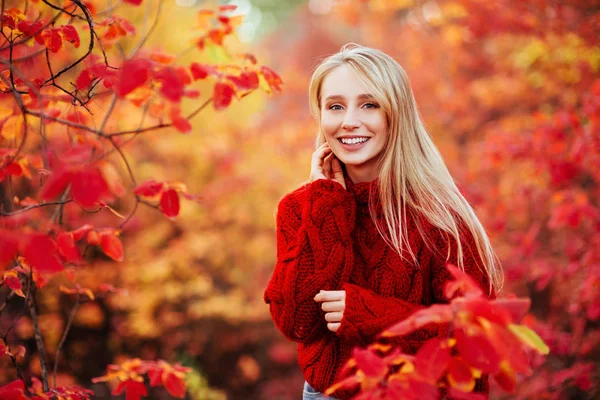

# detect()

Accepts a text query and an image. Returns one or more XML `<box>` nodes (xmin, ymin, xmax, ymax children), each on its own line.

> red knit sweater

<box><xmin>264</xmin><ymin>176</ymin><xmax>495</xmax><ymax>399</ymax></box>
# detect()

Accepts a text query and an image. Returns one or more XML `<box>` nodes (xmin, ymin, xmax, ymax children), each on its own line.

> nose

<box><xmin>341</xmin><ymin>109</ymin><xmax>360</xmax><ymax>131</ymax></box>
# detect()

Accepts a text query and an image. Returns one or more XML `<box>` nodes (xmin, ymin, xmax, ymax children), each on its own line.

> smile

<box><xmin>339</xmin><ymin>137</ymin><xmax>370</xmax><ymax>145</ymax></box>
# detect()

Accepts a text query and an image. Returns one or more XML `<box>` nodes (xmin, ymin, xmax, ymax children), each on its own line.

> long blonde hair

<box><xmin>308</xmin><ymin>43</ymin><xmax>503</xmax><ymax>294</ymax></box>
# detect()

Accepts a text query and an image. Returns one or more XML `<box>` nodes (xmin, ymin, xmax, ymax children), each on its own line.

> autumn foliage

<box><xmin>0</xmin><ymin>0</ymin><xmax>281</xmax><ymax>399</ymax></box>
<box><xmin>324</xmin><ymin>264</ymin><xmax>549</xmax><ymax>399</ymax></box>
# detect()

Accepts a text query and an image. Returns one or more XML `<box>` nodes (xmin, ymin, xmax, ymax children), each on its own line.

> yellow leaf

<box><xmin>1</xmin><ymin>115</ymin><xmax>24</xmax><ymax>139</ymax></box>
<box><xmin>0</xmin><ymin>106</ymin><xmax>13</xmax><ymax>120</ymax></box>
<box><xmin>508</xmin><ymin>324</ymin><xmax>550</xmax><ymax>355</ymax></box>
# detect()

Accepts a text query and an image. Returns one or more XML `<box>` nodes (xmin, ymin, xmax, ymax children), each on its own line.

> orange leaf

<box><xmin>150</xmin><ymin>52</ymin><xmax>175</xmax><ymax>64</ymax></box>
<box><xmin>259</xmin><ymin>66</ymin><xmax>283</xmax><ymax>94</ymax></box>
<box><xmin>87</xmin><ymin>230</ymin><xmax>101</xmax><ymax>246</ymax></box>
<box><xmin>2</xmin><ymin>270</ymin><xmax>25</xmax><ymax>297</ymax></box>
<box><xmin>196</xmin><ymin>10</ymin><xmax>215</xmax><ymax>31</ymax></box>
<box><xmin>100</xmin><ymin>232</ymin><xmax>124</xmax><ymax>261</ymax></box>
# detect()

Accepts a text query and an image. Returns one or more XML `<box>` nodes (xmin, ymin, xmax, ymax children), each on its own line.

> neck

<box><xmin>345</xmin><ymin>164</ymin><xmax>378</xmax><ymax>184</ymax></box>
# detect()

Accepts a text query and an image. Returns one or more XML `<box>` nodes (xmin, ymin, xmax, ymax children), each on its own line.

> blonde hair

<box><xmin>308</xmin><ymin>43</ymin><xmax>503</xmax><ymax>294</ymax></box>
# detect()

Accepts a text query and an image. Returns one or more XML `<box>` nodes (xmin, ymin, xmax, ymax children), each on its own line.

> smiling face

<box><xmin>319</xmin><ymin>64</ymin><xmax>389</xmax><ymax>183</ymax></box>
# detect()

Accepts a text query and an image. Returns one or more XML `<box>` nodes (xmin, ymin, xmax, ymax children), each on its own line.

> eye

<box><xmin>363</xmin><ymin>102</ymin><xmax>378</xmax><ymax>109</ymax></box>
<box><xmin>329</xmin><ymin>104</ymin><xmax>344</xmax><ymax>110</ymax></box>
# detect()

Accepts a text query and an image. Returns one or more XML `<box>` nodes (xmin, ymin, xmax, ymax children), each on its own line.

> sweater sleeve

<box><xmin>264</xmin><ymin>179</ymin><xmax>357</xmax><ymax>343</ymax></box>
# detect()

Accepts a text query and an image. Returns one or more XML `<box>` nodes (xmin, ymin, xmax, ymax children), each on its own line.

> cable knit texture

<box><xmin>264</xmin><ymin>174</ymin><xmax>495</xmax><ymax>400</ymax></box>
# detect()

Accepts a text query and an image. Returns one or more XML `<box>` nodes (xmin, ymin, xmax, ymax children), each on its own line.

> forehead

<box><xmin>320</xmin><ymin>64</ymin><xmax>372</xmax><ymax>98</ymax></box>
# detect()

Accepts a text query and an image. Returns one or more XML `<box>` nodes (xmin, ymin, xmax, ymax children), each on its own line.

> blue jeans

<box><xmin>302</xmin><ymin>381</ymin><xmax>339</xmax><ymax>400</ymax></box>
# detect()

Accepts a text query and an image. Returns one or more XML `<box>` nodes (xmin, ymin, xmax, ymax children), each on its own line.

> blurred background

<box><xmin>1</xmin><ymin>0</ymin><xmax>598</xmax><ymax>399</ymax></box>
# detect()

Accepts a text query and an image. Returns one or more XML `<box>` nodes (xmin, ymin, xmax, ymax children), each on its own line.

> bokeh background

<box><xmin>1</xmin><ymin>0</ymin><xmax>599</xmax><ymax>399</ymax></box>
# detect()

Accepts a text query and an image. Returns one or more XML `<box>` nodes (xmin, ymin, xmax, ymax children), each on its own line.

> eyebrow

<box><xmin>323</xmin><ymin>94</ymin><xmax>375</xmax><ymax>102</ymax></box>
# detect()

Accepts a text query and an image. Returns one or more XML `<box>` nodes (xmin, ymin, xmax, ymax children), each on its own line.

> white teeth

<box><xmin>340</xmin><ymin>137</ymin><xmax>369</xmax><ymax>145</ymax></box>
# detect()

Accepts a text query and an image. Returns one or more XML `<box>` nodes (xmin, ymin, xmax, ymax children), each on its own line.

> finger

<box><xmin>312</xmin><ymin>145</ymin><xmax>332</xmax><ymax>171</ymax></box>
<box><xmin>331</xmin><ymin>157</ymin><xmax>344</xmax><ymax>178</ymax></box>
<box><xmin>325</xmin><ymin>311</ymin><xmax>343</xmax><ymax>322</ymax></box>
<box><xmin>323</xmin><ymin>152</ymin><xmax>333</xmax><ymax>178</ymax></box>
<box><xmin>321</xmin><ymin>300</ymin><xmax>344</xmax><ymax>312</ymax></box>
<box><xmin>327</xmin><ymin>322</ymin><xmax>340</xmax><ymax>332</ymax></box>
<box><xmin>314</xmin><ymin>290</ymin><xmax>345</xmax><ymax>302</ymax></box>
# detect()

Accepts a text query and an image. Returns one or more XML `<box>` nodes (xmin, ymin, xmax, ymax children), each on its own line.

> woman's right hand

<box><xmin>310</xmin><ymin>142</ymin><xmax>347</xmax><ymax>190</ymax></box>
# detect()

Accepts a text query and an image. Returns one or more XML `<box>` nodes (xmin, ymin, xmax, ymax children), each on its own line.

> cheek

<box><xmin>320</xmin><ymin>115</ymin><xmax>339</xmax><ymax>134</ymax></box>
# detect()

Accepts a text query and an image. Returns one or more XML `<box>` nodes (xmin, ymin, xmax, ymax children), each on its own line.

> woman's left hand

<box><xmin>314</xmin><ymin>290</ymin><xmax>346</xmax><ymax>333</ymax></box>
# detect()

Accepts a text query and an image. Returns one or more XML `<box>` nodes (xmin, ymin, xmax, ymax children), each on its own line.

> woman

<box><xmin>263</xmin><ymin>43</ymin><xmax>503</xmax><ymax>400</ymax></box>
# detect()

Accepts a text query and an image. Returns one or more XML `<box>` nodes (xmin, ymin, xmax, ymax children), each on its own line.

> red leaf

<box><xmin>550</xmin><ymin>160</ymin><xmax>578</xmax><ymax>186</ymax></box>
<box><xmin>259</xmin><ymin>66</ymin><xmax>283</xmax><ymax>93</ymax></box>
<box><xmin>5</xmin><ymin>162</ymin><xmax>22</xmax><ymax>177</ymax></box>
<box><xmin>487</xmin><ymin>323</ymin><xmax>531</xmax><ymax>375</ymax></box>
<box><xmin>112</xmin><ymin>380</ymin><xmax>147</xmax><ymax>400</ymax></box>
<box><xmin>444</xmin><ymin>264</ymin><xmax>484</xmax><ymax>299</ymax></box>
<box><xmin>3</xmin><ymin>270</ymin><xmax>24</xmax><ymax>297</ymax></box>
<box><xmin>39</xmin><ymin>167</ymin><xmax>72</xmax><ymax>202</ymax></box>
<box><xmin>20</xmin><ymin>234</ymin><xmax>64</xmax><ymax>273</ymax></box>
<box><xmin>0</xmin><ymin>230</ymin><xmax>18</xmax><ymax>266</ymax></box>
<box><xmin>218</xmin><ymin>5</ymin><xmax>238</xmax><ymax>11</ymax></box>
<box><xmin>415</xmin><ymin>338</ymin><xmax>451</xmax><ymax>381</ymax></box>
<box><xmin>0</xmin><ymin>379</ymin><xmax>27</xmax><ymax>400</ymax></box>
<box><xmin>100</xmin><ymin>232</ymin><xmax>124</xmax><ymax>261</ymax></box>
<box><xmin>147</xmin><ymin>367</ymin><xmax>162</xmax><ymax>387</ymax></box>
<box><xmin>155</xmin><ymin>67</ymin><xmax>185</xmax><ymax>102</ymax></box>
<box><xmin>71</xmin><ymin>224</ymin><xmax>94</xmax><ymax>241</ymax></box>
<box><xmin>134</xmin><ymin>180</ymin><xmax>164</xmax><ymax>197</ymax></box>
<box><xmin>71</xmin><ymin>167</ymin><xmax>111</xmax><ymax>208</ymax></box>
<box><xmin>352</xmin><ymin>347</ymin><xmax>387</xmax><ymax>379</ymax></box>
<box><xmin>164</xmin><ymin>372</ymin><xmax>186</xmax><ymax>398</ymax></box>
<box><xmin>454</xmin><ymin>328</ymin><xmax>501</xmax><ymax>374</ymax></box>
<box><xmin>190</xmin><ymin>63</ymin><xmax>213</xmax><ymax>80</ymax></box>
<box><xmin>447</xmin><ymin>358</ymin><xmax>475</xmax><ymax>392</ymax></box>
<box><xmin>494</xmin><ymin>364</ymin><xmax>517</xmax><ymax>392</ymax></box>
<box><xmin>213</xmin><ymin>82</ymin><xmax>234</xmax><ymax>110</ymax></box>
<box><xmin>160</xmin><ymin>189</ymin><xmax>180</xmax><ymax>218</ymax></box>
<box><xmin>76</xmin><ymin>70</ymin><xmax>93</xmax><ymax>89</ymax></box>
<box><xmin>171</xmin><ymin>114</ymin><xmax>192</xmax><ymax>134</ymax></box>
<box><xmin>447</xmin><ymin>388</ymin><xmax>487</xmax><ymax>400</ymax></box>
<box><xmin>170</xmin><ymin>108</ymin><xmax>192</xmax><ymax>133</ymax></box>
<box><xmin>380</xmin><ymin>304</ymin><xmax>453</xmax><ymax>337</ymax></box>
<box><xmin>116</xmin><ymin>59</ymin><xmax>152</xmax><ymax>97</ymax></box>
<box><xmin>38</xmin><ymin>28</ymin><xmax>63</xmax><ymax>53</ymax></box>
<box><xmin>491</xmin><ymin>298</ymin><xmax>531</xmax><ymax>323</ymax></box>
<box><xmin>228</xmin><ymin>71</ymin><xmax>259</xmax><ymax>91</ymax></box>
<box><xmin>16</xmin><ymin>20</ymin><xmax>44</xmax><ymax>37</ymax></box>
<box><xmin>57</xmin><ymin>232</ymin><xmax>83</xmax><ymax>264</ymax></box>
<box><xmin>61</xmin><ymin>25</ymin><xmax>80</xmax><ymax>48</ymax></box>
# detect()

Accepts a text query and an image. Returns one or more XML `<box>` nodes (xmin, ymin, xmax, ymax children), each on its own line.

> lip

<box><xmin>337</xmin><ymin>137</ymin><xmax>371</xmax><ymax>151</ymax></box>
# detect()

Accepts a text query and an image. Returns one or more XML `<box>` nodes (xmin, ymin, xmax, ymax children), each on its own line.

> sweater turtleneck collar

<box><xmin>343</xmin><ymin>169</ymin><xmax>380</xmax><ymax>206</ymax></box>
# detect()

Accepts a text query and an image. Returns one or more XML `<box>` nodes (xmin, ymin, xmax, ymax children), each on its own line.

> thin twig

<box><xmin>53</xmin><ymin>291</ymin><xmax>80</xmax><ymax>387</ymax></box>
<box><xmin>27</xmin><ymin>286</ymin><xmax>50</xmax><ymax>392</ymax></box>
